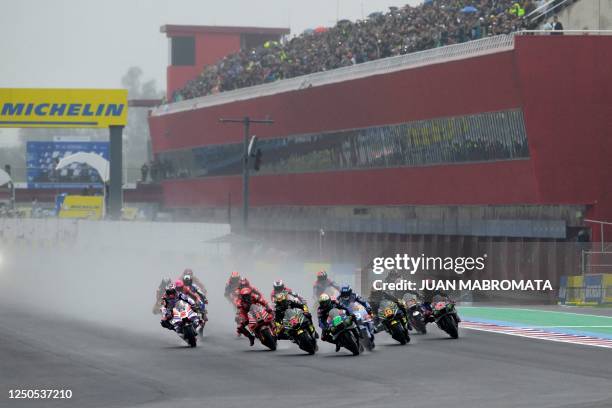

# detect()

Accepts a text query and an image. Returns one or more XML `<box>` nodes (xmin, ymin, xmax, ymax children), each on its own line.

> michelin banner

<box><xmin>0</xmin><ymin>88</ymin><xmax>127</xmax><ymax>128</ymax></box>
<box><xmin>27</xmin><ymin>141</ymin><xmax>109</xmax><ymax>189</ymax></box>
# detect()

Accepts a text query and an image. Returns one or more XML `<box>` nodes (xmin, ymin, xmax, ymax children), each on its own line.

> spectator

<box><xmin>141</xmin><ymin>162</ymin><xmax>149</xmax><ymax>183</ymax></box>
<box><xmin>551</xmin><ymin>15</ymin><xmax>564</xmax><ymax>35</ymax></box>
<box><xmin>172</xmin><ymin>0</ymin><xmax>576</xmax><ymax>102</ymax></box>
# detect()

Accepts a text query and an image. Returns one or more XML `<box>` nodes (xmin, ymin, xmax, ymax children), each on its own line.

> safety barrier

<box><xmin>559</xmin><ymin>274</ymin><xmax>612</xmax><ymax>305</ymax></box>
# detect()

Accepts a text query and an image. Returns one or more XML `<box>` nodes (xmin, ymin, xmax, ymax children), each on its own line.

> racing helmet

<box><xmin>166</xmin><ymin>285</ymin><xmax>177</xmax><ymax>298</ymax></box>
<box><xmin>273</xmin><ymin>280</ymin><xmax>285</xmax><ymax>292</ymax></box>
<box><xmin>339</xmin><ymin>285</ymin><xmax>352</xmax><ymax>300</ymax></box>
<box><xmin>174</xmin><ymin>280</ymin><xmax>184</xmax><ymax>291</ymax></box>
<box><xmin>319</xmin><ymin>293</ymin><xmax>331</xmax><ymax>307</ymax></box>
<box><xmin>229</xmin><ymin>271</ymin><xmax>240</xmax><ymax>282</ymax></box>
<box><xmin>240</xmin><ymin>287</ymin><xmax>253</xmax><ymax>302</ymax></box>
<box><xmin>183</xmin><ymin>268</ymin><xmax>193</xmax><ymax>276</ymax></box>
<box><xmin>316</xmin><ymin>270</ymin><xmax>328</xmax><ymax>281</ymax></box>
<box><xmin>238</xmin><ymin>277</ymin><xmax>250</xmax><ymax>288</ymax></box>
<box><xmin>183</xmin><ymin>275</ymin><xmax>193</xmax><ymax>286</ymax></box>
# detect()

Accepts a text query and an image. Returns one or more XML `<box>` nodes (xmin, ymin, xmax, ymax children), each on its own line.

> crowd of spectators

<box><xmin>174</xmin><ymin>0</ymin><xmax>542</xmax><ymax>101</ymax></box>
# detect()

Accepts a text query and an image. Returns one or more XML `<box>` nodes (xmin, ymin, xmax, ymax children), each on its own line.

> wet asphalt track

<box><xmin>1</xmin><ymin>306</ymin><xmax>611</xmax><ymax>408</ymax></box>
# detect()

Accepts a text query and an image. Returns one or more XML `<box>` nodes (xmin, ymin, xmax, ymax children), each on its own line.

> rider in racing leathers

<box><xmin>273</xmin><ymin>292</ymin><xmax>317</xmax><ymax>339</ymax></box>
<box><xmin>182</xmin><ymin>274</ymin><xmax>208</xmax><ymax>324</ymax></box>
<box><xmin>316</xmin><ymin>293</ymin><xmax>356</xmax><ymax>352</ymax></box>
<box><xmin>224</xmin><ymin>271</ymin><xmax>241</xmax><ymax>303</ymax></box>
<box><xmin>235</xmin><ymin>287</ymin><xmax>274</xmax><ymax>346</ymax></box>
<box><xmin>337</xmin><ymin>285</ymin><xmax>372</xmax><ymax>313</ymax></box>
<box><xmin>312</xmin><ymin>270</ymin><xmax>340</xmax><ymax>300</ymax></box>
<box><xmin>180</xmin><ymin>268</ymin><xmax>207</xmax><ymax>296</ymax></box>
<box><xmin>270</xmin><ymin>279</ymin><xmax>305</xmax><ymax>303</ymax></box>
<box><xmin>159</xmin><ymin>284</ymin><xmax>197</xmax><ymax>331</ymax></box>
<box><xmin>233</xmin><ymin>277</ymin><xmax>263</xmax><ymax>300</ymax></box>
<box><xmin>418</xmin><ymin>279</ymin><xmax>459</xmax><ymax>322</ymax></box>
<box><xmin>369</xmin><ymin>289</ymin><xmax>409</xmax><ymax>332</ymax></box>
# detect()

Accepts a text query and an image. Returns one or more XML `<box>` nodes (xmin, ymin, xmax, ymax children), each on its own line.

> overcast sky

<box><xmin>0</xmin><ymin>0</ymin><xmax>419</xmax><ymax>144</ymax></box>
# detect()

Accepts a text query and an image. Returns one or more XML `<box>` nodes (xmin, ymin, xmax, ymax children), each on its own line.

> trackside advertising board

<box><xmin>0</xmin><ymin>88</ymin><xmax>127</xmax><ymax>128</ymax></box>
<box><xmin>56</xmin><ymin>194</ymin><xmax>104</xmax><ymax>220</ymax></box>
<box><xmin>27</xmin><ymin>141</ymin><xmax>109</xmax><ymax>189</ymax></box>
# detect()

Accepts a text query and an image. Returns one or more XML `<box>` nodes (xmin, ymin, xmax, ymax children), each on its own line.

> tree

<box><xmin>121</xmin><ymin>67</ymin><xmax>164</xmax><ymax>182</ymax></box>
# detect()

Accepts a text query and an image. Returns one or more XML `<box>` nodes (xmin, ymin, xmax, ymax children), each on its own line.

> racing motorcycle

<box><xmin>171</xmin><ymin>300</ymin><xmax>200</xmax><ymax>347</ymax></box>
<box><xmin>248</xmin><ymin>304</ymin><xmax>277</xmax><ymax>350</ymax></box>
<box><xmin>402</xmin><ymin>293</ymin><xmax>427</xmax><ymax>334</ymax></box>
<box><xmin>431</xmin><ymin>296</ymin><xmax>460</xmax><ymax>339</ymax></box>
<box><xmin>282</xmin><ymin>307</ymin><xmax>318</xmax><ymax>355</ymax></box>
<box><xmin>350</xmin><ymin>302</ymin><xmax>376</xmax><ymax>351</ymax></box>
<box><xmin>377</xmin><ymin>299</ymin><xmax>410</xmax><ymax>345</ymax></box>
<box><xmin>327</xmin><ymin>307</ymin><xmax>362</xmax><ymax>356</ymax></box>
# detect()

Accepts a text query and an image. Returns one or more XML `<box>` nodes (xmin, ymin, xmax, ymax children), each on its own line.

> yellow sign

<box><xmin>58</xmin><ymin>195</ymin><xmax>104</xmax><ymax>220</ymax></box>
<box><xmin>0</xmin><ymin>88</ymin><xmax>127</xmax><ymax>128</ymax></box>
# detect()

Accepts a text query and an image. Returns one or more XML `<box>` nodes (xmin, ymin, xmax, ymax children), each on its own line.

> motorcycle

<box><xmin>282</xmin><ymin>307</ymin><xmax>318</xmax><ymax>355</ymax></box>
<box><xmin>377</xmin><ymin>299</ymin><xmax>410</xmax><ymax>345</ymax></box>
<box><xmin>327</xmin><ymin>307</ymin><xmax>362</xmax><ymax>356</ymax></box>
<box><xmin>171</xmin><ymin>300</ymin><xmax>200</xmax><ymax>347</ymax></box>
<box><xmin>247</xmin><ymin>304</ymin><xmax>277</xmax><ymax>350</ymax></box>
<box><xmin>402</xmin><ymin>293</ymin><xmax>427</xmax><ymax>334</ymax></box>
<box><xmin>431</xmin><ymin>296</ymin><xmax>460</xmax><ymax>339</ymax></box>
<box><xmin>350</xmin><ymin>302</ymin><xmax>376</xmax><ymax>351</ymax></box>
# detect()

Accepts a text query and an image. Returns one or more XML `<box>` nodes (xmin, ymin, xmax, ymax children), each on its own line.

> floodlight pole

<box><xmin>219</xmin><ymin>117</ymin><xmax>273</xmax><ymax>231</ymax></box>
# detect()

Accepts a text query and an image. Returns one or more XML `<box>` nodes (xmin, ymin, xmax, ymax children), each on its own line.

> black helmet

<box><xmin>339</xmin><ymin>285</ymin><xmax>352</xmax><ymax>299</ymax></box>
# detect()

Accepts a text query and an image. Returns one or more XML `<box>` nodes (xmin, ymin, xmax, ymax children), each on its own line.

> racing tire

<box><xmin>260</xmin><ymin>327</ymin><xmax>277</xmax><ymax>351</ymax></box>
<box><xmin>184</xmin><ymin>325</ymin><xmax>197</xmax><ymax>348</ymax></box>
<box><xmin>297</xmin><ymin>331</ymin><xmax>316</xmax><ymax>355</ymax></box>
<box><xmin>440</xmin><ymin>315</ymin><xmax>459</xmax><ymax>339</ymax></box>
<box><xmin>390</xmin><ymin>322</ymin><xmax>408</xmax><ymax>345</ymax></box>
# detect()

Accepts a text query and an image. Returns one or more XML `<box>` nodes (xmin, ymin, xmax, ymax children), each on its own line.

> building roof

<box><xmin>161</xmin><ymin>25</ymin><xmax>290</xmax><ymax>37</ymax></box>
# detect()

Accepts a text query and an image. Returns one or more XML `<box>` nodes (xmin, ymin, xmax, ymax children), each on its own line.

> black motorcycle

<box><xmin>327</xmin><ymin>308</ymin><xmax>362</xmax><ymax>356</ymax></box>
<box><xmin>282</xmin><ymin>307</ymin><xmax>318</xmax><ymax>354</ymax></box>
<box><xmin>376</xmin><ymin>299</ymin><xmax>410</xmax><ymax>345</ymax></box>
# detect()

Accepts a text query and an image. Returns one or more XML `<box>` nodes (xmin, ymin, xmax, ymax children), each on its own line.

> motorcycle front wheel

<box><xmin>260</xmin><ymin>327</ymin><xmax>278</xmax><ymax>351</ymax></box>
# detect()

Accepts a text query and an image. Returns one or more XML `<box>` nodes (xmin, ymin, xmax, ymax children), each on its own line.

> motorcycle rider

<box><xmin>235</xmin><ymin>287</ymin><xmax>275</xmax><ymax>346</ymax></box>
<box><xmin>182</xmin><ymin>274</ymin><xmax>208</xmax><ymax>324</ymax></box>
<box><xmin>181</xmin><ymin>268</ymin><xmax>207</xmax><ymax>296</ymax></box>
<box><xmin>418</xmin><ymin>278</ymin><xmax>460</xmax><ymax>323</ymax></box>
<box><xmin>224</xmin><ymin>271</ymin><xmax>241</xmax><ymax>302</ymax></box>
<box><xmin>317</xmin><ymin>293</ymin><xmax>355</xmax><ymax>352</ymax></box>
<box><xmin>234</xmin><ymin>277</ymin><xmax>263</xmax><ymax>300</ymax></box>
<box><xmin>369</xmin><ymin>288</ymin><xmax>409</xmax><ymax>332</ymax></box>
<box><xmin>338</xmin><ymin>285</ymin><xmax>376</xmax><ymax>347</ymax></box>
<box><xmin>153</xmin><ymin>277</ymin><xmax>172</xmax><ymax>314</ymax></box>
<box><xmin>312</xmin><ymin>270</ymin><xmax>340</xmax><ymax>300</ymax></box>
<box><xmin>273</xmin><ymin>292</ymin><xmax>317</xmax><ymax>340</ymax></box>
<box><xmin>159</xmin><ymin>284</ymin><xmax>198</xmax><ymax>332</ymax></box>
<box><xmin>337</xmin><ymin>285</ymin><xmax>372</xmax><ymax>313</ymax></box>
<box><xmin>270</xmin><ymin>279</ymin><xmax>304</xmax><ymax>303</ymax></box>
